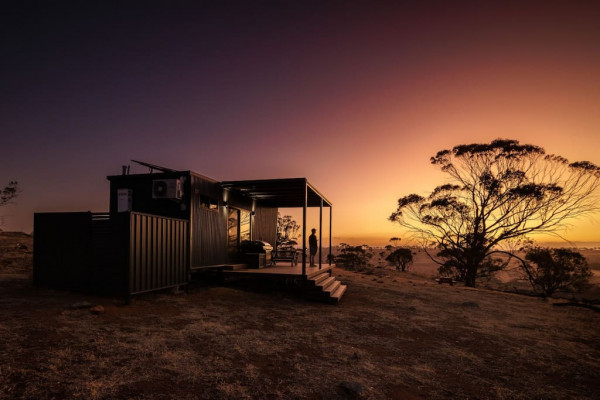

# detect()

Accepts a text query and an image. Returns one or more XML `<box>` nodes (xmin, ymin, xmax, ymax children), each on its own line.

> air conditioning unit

<box><xmin>152</xmin><ymin>179</ymin><xmax>182</xmax><ymax>199</ymax></box>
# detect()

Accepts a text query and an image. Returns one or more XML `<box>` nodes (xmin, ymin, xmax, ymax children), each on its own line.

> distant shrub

<box><xmin>385</xmin><ymin>248</ymin><xmax>413</xmax><ymax>271</ymax></box>
<box><xmin>522</xmin><ymin>247</ymin><xmax>592</xmax><ymax>297</ymax></box>
<box><xmin>326</xmin><ymin>253</ymin><xmax>335</xmax><ymax>264</ymax></box>
<box><xmin>435</xmin><ymin>247</ymin><xmax>505</xmax><ymax>282</ymax></box>
<box><xmin>335</xmin><ymin>243</ymin><xmax>374</xmax><ymax>271</ymax></box>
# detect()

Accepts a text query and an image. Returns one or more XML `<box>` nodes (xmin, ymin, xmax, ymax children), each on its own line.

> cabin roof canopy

<box><xmin>221</xmin><ymin>178</ymin><xmax>332</xmax><ymax>208</ymax></box>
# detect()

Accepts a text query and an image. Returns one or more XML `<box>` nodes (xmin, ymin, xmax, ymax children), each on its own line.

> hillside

<box><xmin>1</xmin><ymin>234</ymin><xmax>599</xmax><ymax>399</ymax></box>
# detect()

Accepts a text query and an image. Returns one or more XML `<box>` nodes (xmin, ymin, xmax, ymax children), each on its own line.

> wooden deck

<box><xmin>221</xmin><ymin>263</ymin><xmax>335</xmax><ymax>279</ymax></box>
<box><xmin>214</xmin><ymin>263</ymin><xmax>346</xmax><ymax>304</ymax></box>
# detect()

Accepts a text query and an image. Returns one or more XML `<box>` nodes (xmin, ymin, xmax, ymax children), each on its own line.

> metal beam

<box><xmin>329</xmin><ymin>206</ymin><xmax>332</xmax><ymax>266</ymax></box>
<box><xmin>319</xmin><ymin>197</ymin><xmax>322</xmax><ymax>270</ymax></box>
<box><xmin>302</xmin><ymin>183</ymin><xmax>307</xmax><ymax>277</ymax></box>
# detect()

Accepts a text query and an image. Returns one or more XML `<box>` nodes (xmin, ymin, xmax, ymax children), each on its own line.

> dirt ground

<box><xmin>1</xmin><ymin>232</ymin><xmax>599</xmax><ymax>399</ymax></box>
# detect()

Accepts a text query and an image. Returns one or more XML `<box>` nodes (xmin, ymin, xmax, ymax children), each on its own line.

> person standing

<box><xmin>309</xmin><ymin>228</ymin><xmax>318</xmax><ymax>267</ymax></box>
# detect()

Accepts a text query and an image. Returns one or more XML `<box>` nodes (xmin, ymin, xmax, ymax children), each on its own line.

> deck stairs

<box><xmin>304</xmin><ymin>269</ymin><xmax>347</xmax><ymax>304</ymax></box>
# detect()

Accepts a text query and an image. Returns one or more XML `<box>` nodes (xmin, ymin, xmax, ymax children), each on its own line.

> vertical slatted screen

<box><xmin>192</xmin><ymin>208</ymin><xmax>227</xmax><ymax>267</ymax></box>
<box><xmin>252</xmin><ymin>206</ymin><xmax>278</xmax><ymax>246</ymax></box>
<box><xmin>128</xmin><ymin>212</ymin><xmax>189</xmax><ymax>295</ymax></box>
<box><xmin>189</xmin><ymin>174</ymin><xmax>228</xmax><ymax>267</ymax></box>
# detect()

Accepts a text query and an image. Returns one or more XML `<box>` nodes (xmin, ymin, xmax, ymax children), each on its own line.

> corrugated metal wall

<box><xmin>188</xmin><ymin>190</ymin><xmax>277</xmax><ymax>267</ymax></box>
<box><xmin>128</xmin><ymin>213</ymin><xmax>189</xmax><ymax>295</ymax></box>
<box><xmin>252</xmin><ymin>206</ymin><xmax>278</xmax><ymax>246</ymax></box>
<box><xmin>91</xmin><ymin>213</ymin><xmax>129</xmax><ymax>294</ymax></box>
<box><xmin>189</xmin><ymin>175</ymin><xmax>228</xmax><ymax>267</ymax></box>
<box><xmin>34</xmin><ymin>212</ymin><xmax>189</xmax><ymax>299</ymax></box>
<box><xmin>191</xmin><ymin>207</ymin><xmax>228</xmax><ymax>267</ymax></box>
<box><xmin>107</xmin><ymin>173</ymin><xmax>279</xmax><ymax>268</ymax></box>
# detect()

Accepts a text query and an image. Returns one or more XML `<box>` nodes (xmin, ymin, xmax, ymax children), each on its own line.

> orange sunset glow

<box><xmin>2</xmin><ymin>1</ymin><xmax>599</xmax><ymax>246</ymax></box>
<box><xmin>3</xmin><ymin>3</ymin><xmax>600</xmax><ymax>399</ymax></box>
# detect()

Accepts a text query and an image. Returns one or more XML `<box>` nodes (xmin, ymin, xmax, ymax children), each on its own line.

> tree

<box><xmin>0</xmin><ymin>181</ymin><xmax>19</xmax><ymax>229</ymax></box>
<box><xmin>276</xmin><ymin>213</ymin><xmax>301</xmax><ymax>249</ymax></box>
<box><xmin>385</xmin><ymin>248</ymin><xmax>413</xmax><ymax>271</ymax></box>
<box><xmin>389</xmin><ymin>139</ymin><xmax>600</xmax><ymax>287</ymax></box>
<box><xmin>522</xmin><ymin>247</ymin><xmax>592</xmax><ymax>297</ymax></box>
<box><xmin>335</xmin><ymin>243</ymin><xmax>373</xmax><ymax>271</ymax></box>
<box><xmin>1</xmin><ymin>181</ymin><xmax>18</xmax><ymax>207</ymax></box>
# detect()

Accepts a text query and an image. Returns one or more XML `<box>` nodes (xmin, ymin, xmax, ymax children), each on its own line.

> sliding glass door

<box><xmin>227</xmin><ymin>208</ymin><xmax>251</xmax><ymax>259</ymax></box>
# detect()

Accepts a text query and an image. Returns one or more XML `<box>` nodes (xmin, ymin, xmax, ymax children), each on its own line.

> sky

<box><xmin>1</xmin><ymin>1</ymin><xmax>600</xmax><ymax>246</ymax></box>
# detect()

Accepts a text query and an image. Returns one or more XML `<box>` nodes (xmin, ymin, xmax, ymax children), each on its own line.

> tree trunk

<box><xmin>465</xmin><ymin>253</ymin><xmax>484</xmax><ymax>287</ymax></box>
<box><xmin>465</xmin><ymin>266</ymin><xmax>477</xmax><ymax>287</ymax></box>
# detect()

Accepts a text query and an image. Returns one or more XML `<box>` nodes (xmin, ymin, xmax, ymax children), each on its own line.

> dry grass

<box><xmin>1</xmin><ymin>233</ymin><xmax>599</xmax><ymax>399</ymax></box>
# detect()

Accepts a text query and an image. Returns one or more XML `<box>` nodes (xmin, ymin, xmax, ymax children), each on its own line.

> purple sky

<box><xmin>2</xmin><ymin>1</ymin><xmax>600</xmax><ymax>244</ymax></box>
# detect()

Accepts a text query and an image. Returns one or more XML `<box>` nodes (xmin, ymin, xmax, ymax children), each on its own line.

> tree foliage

<box><xmin>389</xmin><ymin>139</ymin><xmax>600</xmax><ymax>287</ymax></box>
<box><xmin>385</xmin><ymin>248</ymin><xmax>413</xmax><ymax>271</ymax></box>
<box><xmin>1</xmin><ymin>181</ymin><xmax>19</xmax><ymax>207</ymax></box>
<box><xmin>335</xmin><ymin>243</ymin><xmax>373</xmax><ymax>271</ymax></box>
<box><xmin>522</xmin><ymin>247</ymin><xmax>592</xmax><ymax>297</ymax></box>
<box><xmin>276</xmin><ymin>213</ymin><xmax>300</xmax><ymax>249</ymax></box>
<box><xmin>389</xmin><ymin>237</ymin><xmax>401</xmax><ymax>247</ymax></box>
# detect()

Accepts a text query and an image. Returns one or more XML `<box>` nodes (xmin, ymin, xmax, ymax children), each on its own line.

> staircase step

<box><xmin>310</xmin><ymin>272</ymin><xmax>331</xmax><ymax>286</ymax></box>
<box><xmin>316</xmin><ymin>276</ymin><xmax>335</xmax><ymax>289</ymax></box>
<box><xmin>306</xmin><ymin>266</ymin><xmax>333</xmax><ymax>278</ymax></box>
<box><xmin>330</xmin><ymin>284</ymin><xmax>347</xmax><ymax>304</ymax></box>
<box><xmin>303</xmin><ymin>281</ymin><xmax>347</xmax><ymax>304</ymax></box>
<box><xmin>323</xmin><ymin>279</ymin><xmax>341</xmax><ymax>294</ymax></box>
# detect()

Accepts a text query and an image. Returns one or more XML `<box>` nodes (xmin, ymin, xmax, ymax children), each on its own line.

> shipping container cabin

<box><xmin>34</xmin><ymin>163</ymin><xmax>344</xmax><ymax>303</ymax></box>
<box><xmin>107</xmin><ymin>170</ymin><xmax>278</xmax><ymax>269</ymax></box>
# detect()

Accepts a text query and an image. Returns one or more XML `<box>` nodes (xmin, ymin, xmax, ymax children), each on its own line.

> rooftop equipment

<box><xmin>152</xmin><ymin>179</ymin><xmax>182</xmax><ymax>199</ymax></box>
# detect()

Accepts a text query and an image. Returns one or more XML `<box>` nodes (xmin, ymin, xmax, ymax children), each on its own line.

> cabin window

<box><xmin>240</xmin><ymin>209</ymin><xmax>250</xmax><ymax>242</ymax></box>
<box><xmin>227</xmin><ymin>208</ymin><xmax>251</xmax><ymax>255</ymax></box>
<box><xmin>200</xmin><ymin>196</ymin><xmax>219</xmax><ymax>211</ymax></box>
<box><xmin>228</xmin><ymin>208</ymin><xmax>239</xmax><ymax>252</ymax></box>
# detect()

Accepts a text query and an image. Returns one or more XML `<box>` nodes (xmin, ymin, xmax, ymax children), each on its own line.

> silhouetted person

<box><xmin>309</xmin><ymin>228</ymin><xmax>318</xmax><ymax>266</ymax></box>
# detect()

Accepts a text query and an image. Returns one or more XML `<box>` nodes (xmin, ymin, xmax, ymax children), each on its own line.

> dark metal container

<box><xmin>34</xmin><ymin>212</ymin><xmax>189</xmax><ymax>301</ymax></box>
<box><xmin>240</xmin><ymin>240</ymin><xmax>273</xmax><ymax>268</ymax></box>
